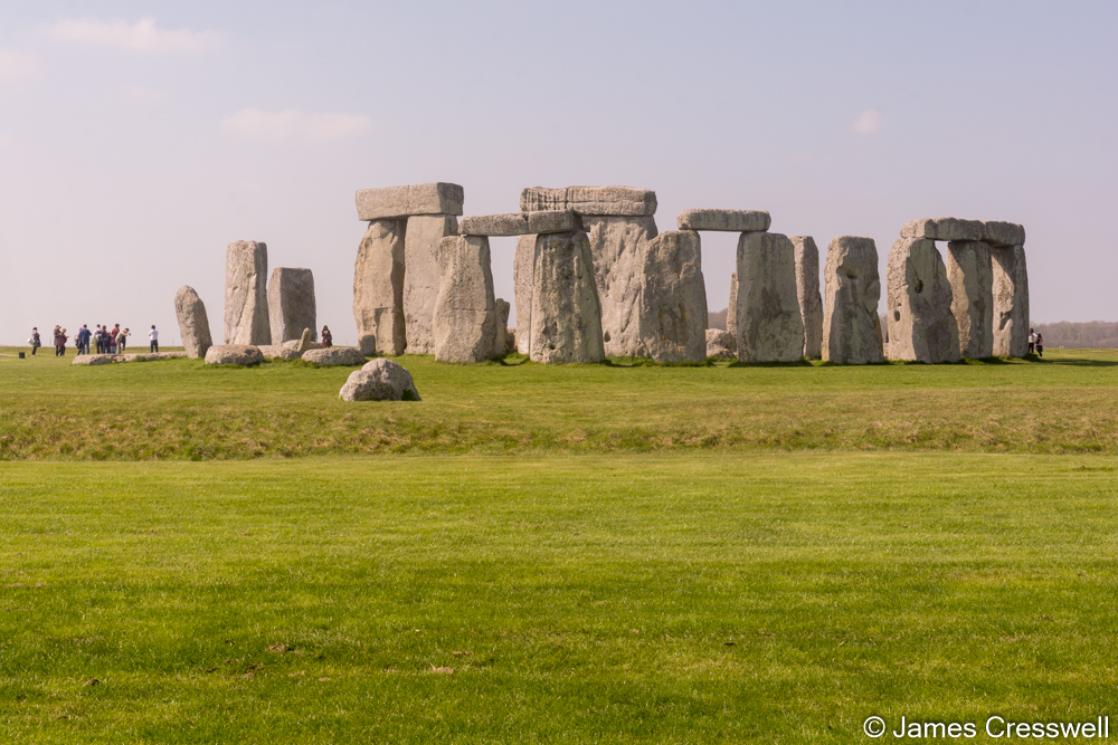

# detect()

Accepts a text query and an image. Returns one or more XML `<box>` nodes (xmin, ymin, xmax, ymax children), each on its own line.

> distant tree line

<box><xmin>707</xmin><ymin>309</ymin><xmax>1118</xmax><ymax>348</ymax></box>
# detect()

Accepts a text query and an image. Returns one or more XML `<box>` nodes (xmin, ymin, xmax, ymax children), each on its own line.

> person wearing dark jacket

<box><xmin>321</xmin><ymin>325</ymin><xmax>333</xmax><ymax>347</ymax></box>
<box><xmin>29</xmin><ymin>327</ymin><xmax>41</xmax><ymax>355</ymax></box>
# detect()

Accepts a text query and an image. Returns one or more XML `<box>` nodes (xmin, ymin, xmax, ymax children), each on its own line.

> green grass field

<box><xmin>2</xmin><ymin>347</ymin><xmax>1117</xmax><ymax>742</ymax></box>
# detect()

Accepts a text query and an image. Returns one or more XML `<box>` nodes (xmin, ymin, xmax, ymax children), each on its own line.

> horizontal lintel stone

<box><xmin>461</xmin><ymin>210</ymin><xmax>580</xmax><ymax>236</ymax></box>
<box><xmin>355</xmin><ymin>182</ymin><xmax>464</xmax><ymax>221</ymax></box>
<box><xmin>983</xmin><ymin>220</ymin><xmax>1026</xmax><ymax>247</ymax></box>
<box><xmin>677</xmin><ymin>209</ymin><xmax>771</xmax><ymax>232</ymax></box>
<box><xmin>519</xmin><ymin>186</ymin><xmax>656</xmax><ymax>216</ymax></box>
<box><xmin>900</xmin><ymin>217</ymin><xmax>984</xmax><ymax>242</ymax></box>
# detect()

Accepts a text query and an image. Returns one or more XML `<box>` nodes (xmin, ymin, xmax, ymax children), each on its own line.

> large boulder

<box><xmin>735</xmin><ymin>232</ymin><xmax>805</xmax><ymax>363</ymax></box>
<box><xmin>339</xmin><ymin>359</ymin><xmax>421</xmax><ymax>402</ymax></box>
<box><xmin>705</xmin><ymin>329</ymin><xmax>736</xmax><ymax>359</ymax></box>
<box><xmin>530</xmin><ymin>230</ymin><xmax>605</xmax><ymax>363</ymax></box>
<box><xmin>886</xmin><ymin>238</ymin><xmax>960</xmax><ymax>362</ymax></box>
<box><xmin>205</xmin><ymin>345</ymin><xmax>264</xmax><ymax>366</ymax></box>
<box><xmin>582</xmin><ymin>215</ymin><xmax>658</xmax><ymax>357</ymax></box>
<box><xmin>353</xmin><ymin>219</ymin><xmax>405</xmax><ymax>356</ymax></box>
<box><xmin>946</xmin><ymin>241</ymin><xmax>994</xmax><ymax>358</ymax></box>
<box><xmin>639</xmin><ymin>229</ymin><xmax>708</xmax><ymax>362</ymax></box>
<box><xmin>224</xmin><ymin>240</ymin><xmax>271</xmax><ymax>345</ymax></box>
<box><xmin>513</xmin><ymin>234</ymin><xmax>535</xmax><ymax>354</ymax></box>
<box><xmin>991</xmin><ymin>244</ymin><xmax>1029</xmax><ymax>357</ymax></box>
<box><xmin>791</xmin><ymin>236</ymin><xmax>823</xmax><ymax>359</ymax></box>
<box><xmin>258</xmin><ymin>344</ymin><xmax>303</xmax><ymax>361</ymax></box>
<box><xmin>72</xmin><ymin>354</ymin><xmax>115</xmax><ymax>366</ymax></box>
<box><xmin>174</xmin><ymin>285</ymin><xmax>213</xmax><ymax>358</ymax></box>
<box><xmin>268</xmin><ymin>267</ymin><xmax>316</xmax><ymax>344</ymax></box>
<box><xmin>302</xmin><ymin>346</ymin><xmax>366</xmax><ymax>366</ymax></box>
<box><xmin>433</xmin><ymin>235</ymin><xmax>497</xmax><ymax>363</ymax></box>
<box><xmin>403</xmin><ymin>214</ymin><xmax>458</xmax><ymax>354</ymax></box>
<box><xmin>822</xmin><ymin>237</ymin><xmax>884</xmax><ymax>364</ymax></box>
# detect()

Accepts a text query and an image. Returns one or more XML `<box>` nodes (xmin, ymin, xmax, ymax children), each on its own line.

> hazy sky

<box><xmin>2</xmin><ymin>1</ymin><xmax>1115</xmax><ymax>345</ymax></box>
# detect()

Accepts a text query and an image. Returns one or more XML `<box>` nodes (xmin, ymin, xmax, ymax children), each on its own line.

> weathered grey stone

<box><xmin>528</xmin><ymin>210</ymin><xmax>580</xmax><ymax>234</ymax></box>
<box><xmin>705</xmin><ymin>329</ymin><xmax>736</xmax><ymax>359</ymax></box>
<box><xmin>886</xmin><ymin>238</ymin><xmax>960</xmax><ymax>362</ymax></box>
<box><xmin>822</xmin><ymin>236</ymin><xmax>884</xmax><ymax>364</ymax></box>
<box><xmin>433</xmin><ymin>235</ymin><xmax>497</xmax><ymax>363</ymax></box>
<box><xmin>983</xmin><ymin>221</ymin><xmax>1026</xmax><ymax>248</ymax></box>
<box><xmin>403</xmin><ymin>214</ymin><xmax>458</xmax><ymax>354</ymax></box>
<box><xmin>459</xmin><ymin>210</ymin><xmax>579</xmax><ymax>237</ymax></box>
<box><xmin>292</xmin><ymin>328</ymin><xmax>314</xmax><ymax>353</ymax></box>
<box><xmin>514</xmin><ymin>234</ymin><xmax>535</xmax><ymax>354</ymax></box>
<box><xmin>726</xmin><ymin>273</ymin><xmax>738</xmax><ymax>337</ymax></box>
<box><xmin>991</xmin><ymin>244</ymin><xmax>1030</xmax><ymax>357</ymax></box>
<box><xmin>791</xmin><ymin>236</ymin><xmax>823</xmax><ymax>359</ymax></box>
<box><xmin>72</xmin><ymin>354</ymin><xmax>115</xmax><ymax>366</ymax></box>
<box><xmin>946</xmin><ymin>241</ymin><xmax>994</xmax><ymax>358</ymax></box>
<box><xmin>174</xmin><ymin>285</ymin><xmax>213</xmax><ymax>359</ymax></box>
<box><xmin>355</xmin><ymin>182</ymin><xmax>463</xmax><ymax>221</ymax></box>
<box><xmin>302</xmin><ymin>346</ymin><xmax>366</xmax><ymax>366</ymax></box>
<box><xmin>224</xmin><ymin>240</ymin><xmax>270</xmax><ymax>346</ymax></box>
<box><xmin>204</xmin><ymin>345</ymin><xmax>264</xmax><ymax>366</ymax></box>
<box><xmin>353</xmin><ymin>219</ymin><xmax>405</xmax><ymax>356</ymax></box>
<box><xmin>677</xmin><ymin>209</ymin><xmax>771</xmax><ymax>233</ymax></box>
<box><xmin>530</xmin><ymin>231</ymin><xmax>605</xmax><ymax>363</ymax></box>
<box><xmin>735</xmin><ymin>232</ymin><xmax>805</xmax><ymax>363</ymax></box>
<box><xmin>339</xmin><ymin>359</ymin><xmax>421</xmax><ymax>402</ymax></box>
<box><xmin>639</xmin><ymin>230</ymin><xmax>708</xmax><ymax>362</ymax></box>
<box><xmin>520</xmin><ymin>186</ymin><xmax>656</xmax><ymax>216</ymax></box>
<box><xmin>582</xmin><ymin>215</ymin><xmax>658</xmax><ymax>357</ymax></box>
<box><xmin>494</xmin><ymin>298</ymin><xmax>511</xmax><ymax>358</ymax></box>
<box><xmin>115</xmin><ymin>352</ymin><xmax>187</xmax><ymax>363</ymax></box>
<box><xmin>267</xmin><ymin>267</ymin><xmax>316</xmax><ymax>344</ymax></box>
<box><xmin>900</xmin><ymin>217</ymin><xmax>984</xmax><ymax>242</ymax></box>
<box><xmin>258</xmin><ymin>344</ymin><xmax>303</xmax><ymax>361</ymax></box>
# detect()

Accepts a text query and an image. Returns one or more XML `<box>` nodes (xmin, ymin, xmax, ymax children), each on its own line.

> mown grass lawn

<box><xmin>2</xmin><ymin>452</ymin><xmax>1118</xmax><ymax>743</ymax></box>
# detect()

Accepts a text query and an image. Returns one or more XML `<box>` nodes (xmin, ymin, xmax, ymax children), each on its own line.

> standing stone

<box><xmin>945</xmin><ymin>241</ymin><xmax>994</xmax><ymax>358</ymax></box>
<box><xmin>726</xmin><ymin>273</ymin><xmax>738</xmax><ymax>337</ymax></box>
<box><xmin>886</xmin><ymin>238</ymin><xmax>960</xmax><ymax>362</ymax></box>
<box><xmin>822</xmin><ymin>237</ymin><xmax>884</xmax><ymax>364</ymax></box>
<box><xmin>705</xmin><ymin>329</ymin><xmax>737</xmax><ymax>359</ymax></box>
<box><xmin>353</xmin><ymin>219</ymin><xmax>405</xmax><ymax>356</ymax></box>
<box><xmin>530</xmin><ymin>231</ymin><xmax>605</xmax><ymax>364</ymax></box>
<box><xmin>224</xmin><ymin>240</ymin><xmax>270</xmax><ymax>345</ymax></box>
<box><xmin>433</xmin><ymin>235</ymin><xmax>497</xmax><ymax>363</ymax></box>
<box><xmin>174</xmin><ymin>285</ymin><xmax>213</xmax><ymax>359</ymax></box>
<box><xmin>267</xmin><ymin>267</ymin><xmax>316</xmax><ymax>344</ymax></box>
<box><xmin>581</xmin><ymin>215</ymin><xmax>658</xmax><ymax>357</ymax></box>
<box><xmin>735</xmin><ymin>232</ymin><xmax>805</xmax><ymax>363</ymax></box>
<box><xmin>494</xmin><ymin>298</ymin><xmax>511</xmax><ymax>357</ymax></box>
<box><xmin>991</xmin><ymin>245</ymin><xmax>1029</xmax><ymax>357</ymax></box>
<box><xmin>513</xmin><ymin>234</ymin><xmax>535</xmax><ymax>354</ymax></box>
<box><xmin>640</xmin><ymin>230</ymin><xmax>708</xmax><ymax>362</ymax></box>
<box><xmin>791</xmin><ymin>236</ymin><xmax>823</xmax><ymax>359</ymax></box>
<box><xmin>403</xmin><ymin>214</ymin><xmax>458</xmax><ymax>354</ymax></box>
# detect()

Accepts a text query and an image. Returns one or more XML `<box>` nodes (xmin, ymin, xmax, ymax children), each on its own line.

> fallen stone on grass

<box><xmin>258</xmin><ymin>344</ymin><xmax>303</xmax><ymax>361</ymax></box>
<box><xmin>72</xmin><ymin>354</ymin><xmax>115</xmax><ymax>366</ymax></box>
<box><xmin>73</xmin><ymin>352</ymin><xmax>188</xmax><ymax>365</ymax></box>
<box><xmin>705</xmin><ymin>329</ymin><xmax>736</xmax><ymax>358</ymax></box>
<box><xmin>204</xmin><ymin>345</ymin><xmax>264</xmax><ymax>366</ymax></box>
<box><xmin>301</xmin><ymin>347</ymin><xmax>366</xmax><ymax>366</ymax></box>
<box><xmin>339</xmin><ymin>359</ymin><xmax>421</xmax><ymax>401</ymax></box>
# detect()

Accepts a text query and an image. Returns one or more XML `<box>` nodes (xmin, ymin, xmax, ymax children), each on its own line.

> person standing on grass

<box><xmin>54</xmin><ymin>326</ymin><xmax>67</xmax><ymax>356</ymax></box>
<box><xmin>110</xmin><ymin>323</ymin><xmax>121</xmax><ymax>354</ymax></box>
<box><xmin>148</xmin><ymin>325</ymin><xmax>159</xmax><ymax>353</ymax></box>
<box><xmin>321</xmin><ymin>325</ymin><xmax>333</xmax><ymax>347</ymax></box>
<box><xmin>1036</xmin><ymin>332</ymin><xmax>1044</xmax><ymax>358</ymax></box>
<box><xmin>77</xmin><ymin>324</ymin><xmax>90</xmax><ymax>355</ymax></box>
<box><xmin>1028</xmin><ymin>328</ymin><xmax>1037</xmax><ymax>355</ymax></box>
<box><xmin>117</xmin><ymin>327</ymin><xmax>130</xmax><ymax>353</ymax></box>
<box><xmin>28</xmin><ymin>327</ymin><xmax>41</xmax><ymax>356</ymax></box>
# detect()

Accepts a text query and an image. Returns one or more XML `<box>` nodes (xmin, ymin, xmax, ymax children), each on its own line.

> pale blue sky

<box><xmin>2</xmin><ymin>1</ymin><xmax>1115</xmax><ymax>344</ymax></box>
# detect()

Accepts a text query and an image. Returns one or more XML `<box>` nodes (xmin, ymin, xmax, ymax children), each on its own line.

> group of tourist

<box><xmin>29</xmin><ymin>324</ymin><xmax>160</xmax><ymax>357</ymax></box>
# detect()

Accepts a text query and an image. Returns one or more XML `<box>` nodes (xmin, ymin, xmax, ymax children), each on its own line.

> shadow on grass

<box><xmin>727</xmin><ymin>359</ymin><xmax>815</xmax><ymax>368</ymax></box>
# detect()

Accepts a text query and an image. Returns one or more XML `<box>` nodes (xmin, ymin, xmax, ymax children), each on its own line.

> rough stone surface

<box><xmin>339</xmin><ymin>359</ymin><xmax>421</xmax><ymax>402</ymax></box>
<box><xmin>991</xmin><ymin>245</ymin><xmax>1030</xmax><ymax>357</ymax></box>
<box><xmin>983</xmin><ymin>221</ymin><xmax>1026</xmax><ymax>248</ymax></box>
<box><xmin>726</xmin><ymin>273</ymin><xmax>738</xmax><ymax>337</ymax></box>
<box><xmin>822</xmin><ymin>237</ymin><xmax>884</xmax><ymax>364</ymax></box>
<box><xmin>204</xmin><ymin>345</ymin><xmax>264</xmax><ymax>366</ymax></box>
<box><xmin>268</xmin><ymin>267</ymin><xmax>316</xmax><ymax>344</ymax></box>
<box><xmin>901</xmin><ymin>217</ymin><xmax>984</xmax><ymax>242</ymax></box>
<box><xmin>639</xmin><ymin>230</ymin><xmax>708</xmax><ymax>362</ymax></box>
<box><xmin>403</xmin><ymin>214</ymin><xmax>458</xmax><ymax>355</ymax></box>
<box><xmin>353</xmin><ymin>219</ymin><xmax>405</xmax><ymax>356</ymax></box>
<box><xmin>677</xmin><ymin>209</ymin><xmax>771</xmax><ymax>233</ymax></box>
<box><xmin>302</xmin><ymin>346</ymin><xmax>366</xmax><ymax>366</ymax></box>
<box><xmin>72</xmin><ymin>354</ymin><xmax>115</xmax><ymax>366</ymax></box>
<box><xmin>520</xmin><ymin>186</ymin><xmax>656</xmax><ymax>216</ymax></box>
<box><xmin>886</xmin><ymin>238</ymin><xmax>960</xmax><ymax>362</ymax></box>
<box><xmin>433</xmin><ymin>235</ymin><xmax>497</xmax><ymax>363</ymax></box>
<box><xmin>582</xmin><ymin>215</ymin><xmax>658</xmax><ymax>357</ymax></box>
<box><xmin>355</xmin><ymin>182</ymin><xmax>463</xmax><ymax>221</ymax></box>
<box><xmin>460</xmin><ymin>210</ymin><xmax>579</xmax><ymax>237</ymax></box>
<box><xmin>530</xmin><ymin>231</ymin><xmax>605</xmax><ymax>363</ymax></box>
<box><xmin>513</xmin><ymin>234</ymin><xmax>535</xmax><ymax>354</ymax></box>
<box><xmin>705</xmin><ymin>329</ymin><xmax>736</xmax><ymax>359</ymax></box>
<box><xmin>258</xmin><ymin>344</ymin><xmax>303</xmax><ymax>361</ymax></box>
<box><xmin>735</xmin><ymin>232</ymin><xmax>805</xmax><ymax>363</ymax></box>
<box><xmin>174</xmin><ymin>285</ymin><xmax>213</xmax><ymax>358</ymax></box>
<box><xmin>224</xmin><ymin>240</ymin><xmax>271</xmax><ymax>346</ymax></box>
<box><xmin>946</xmin><ymin>241</ymin><xmax>994</xmax><ymax>358</ymax></box>
<box><xmin>494</xmin><ymin>298</ymin><xmax>510</xmax><ymax>357</ymax></box>
<box><xmin>791</xmin><ymin>236</ymin><xmax>823</xmax><ymax>359</ymax></box>
<box><xmin>115</xmin><ymin>352</ymin><xmax>187</xmax><ymax>363</ymax></box>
